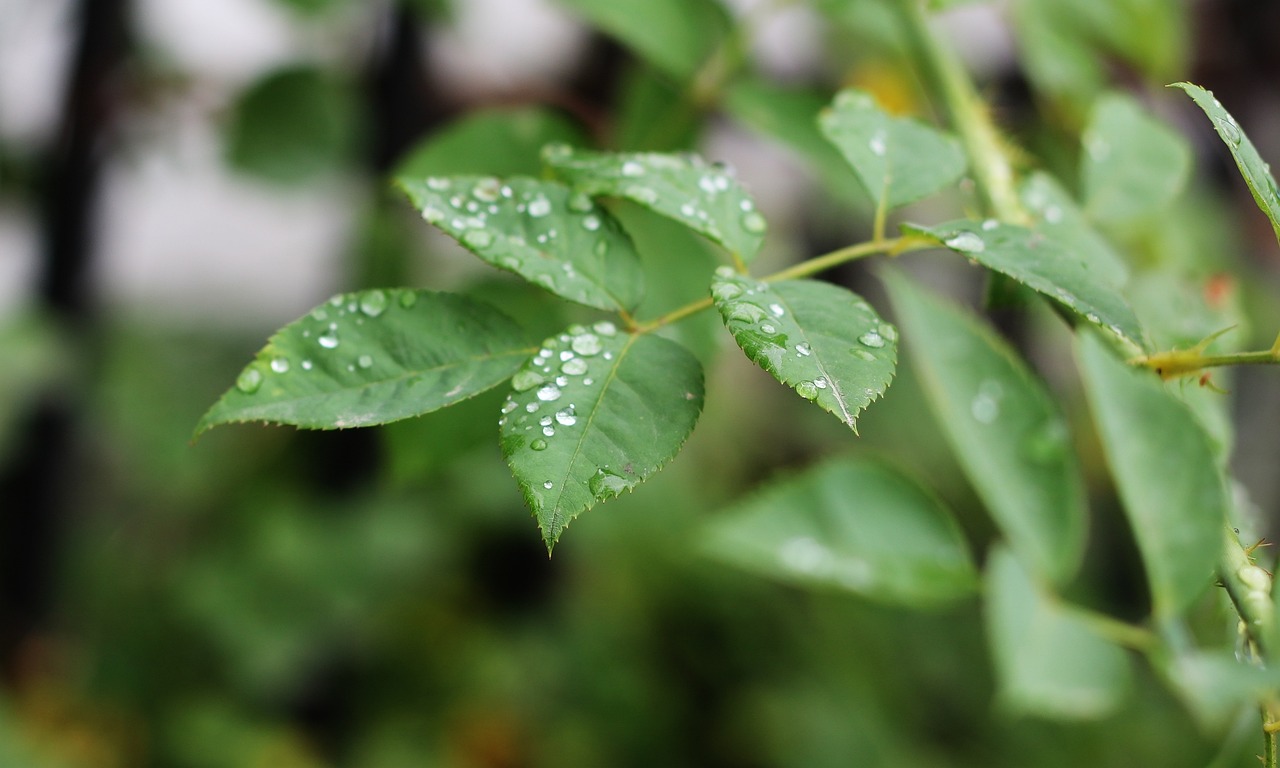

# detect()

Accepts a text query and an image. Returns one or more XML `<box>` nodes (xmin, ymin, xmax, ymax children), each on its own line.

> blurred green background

<box><xmin>3</xmin><ymin>0</ymin><xmax>1280</xmax><ymax>765</ymax></box>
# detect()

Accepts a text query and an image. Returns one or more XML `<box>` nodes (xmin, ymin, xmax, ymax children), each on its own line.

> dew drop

<box><xmin>398</xmin><ymin>290</ymin><xmax>418</xmax><ymax>309</ymax></box>
<box><xmin>593</xmin><ymin>321</ymin><xmax>617</xmax><ymax>337</ymax></box>
<box><xmin>359</xmin><ymin>289</ymin><xmax>388</xmax><ymax>317</ymax></box>
<box><xmin>581</xmin><ymin>215</ymin><xmax>601</xmax><ymax>231</ymax></box>
<box><xmin>571</xmin><ymin>334</ymin><xmax>603</xmax><ymax>356</ymax></box>
<box><xmin>270</xmin><ymin>357</ymin><xmax>290</xmax><ymax>374</ymax></box>
<box><xmin>858</xmin><ymin>331</ymin><xmax>885</xmax><ymax>349</ymax></box>
<box><xmin>795</xmin><ymin>342</ymin><xmax>812</xmax><ymax>357</ymax></box>
<box><xmin>1216</xmin><ymin>117</ymin><xmax>1242</xmax><ymax>145</ymax></box>
<box><xmin>512</xmin><ymin>370</ymin><xmax>544</xmax><ymax>392</ymax></box>
<box><xmin>761</xmin><ymin>323</ymin><xmax>776</xmax><ymax>334</ymax></box>
<box><xmin>561</xmin><ymin>358</ymin><xmax>588</xmax><ymax>376</ymax></box>
<box><xmin>944</xmin><ymin>231</ymin><xmax>985</xmax><ymax>253</ymax></box>
<box><xmin>502</xmin><ymin>399</ymin><xmax>518</xmax><ymax>414</ymax></box>
<box><xmin>712</xmin><ymin>282</ymin><xmax>743</xmax><ymax>302</ymax></box>
<box><xmin>813</xmin><ymin>377</ymin><xmax>827</xmax><ymax>389</ymax></box>
<box><xmin>318</xmin><ymin>331</ymin><xmax>340</xmax><ymax>349</ymax></box>
<box><xmin>981</xmin><ymin>218</ymin><xmax>999</xmax><ymax>231</ymax></box>
<box><xmin>868</xmin><ymin>131</ymin><xmax>887</xmax><ymax>157</ymax></box>
<box><xmin>542</xmin><ymin>426</ymin><xmax>555</xmax><ymax>437</ymax></box>
<box><xmin>525</xmin><ymin>402</ymin><xmax>539</xmax><ymax>413</ymax></box>
<box><xmin>626</xmin><ymin>185</ymin><xmax>658</xmax><ymax>204</ymax></box>
<box><xmin>769</xmin><ymin>303</ymin><xmax>785</xmax><ymax>317</ymax></box>
<box><xmin>472</xmin><ymin>177</ymin><xmax>501</xmax><ymax>202</ymax></box>
<box><xmin>742</xmin><ymin>212</ymin><xmax>767</xmax><ymax>234</ymax></box>
<box><xmin>589</xmin><ymin>468</ymin><xmax>630</xmax><ymax>500</ymax></box>
<box><xmin>543</xmin><ymin>481</ymin><xmax>554</xmax><ymax>490</ymax></box>
<box><xmin>878</xmin><ymin>323</ymin><xmax>897</xmax><ymax>342</ymax></box>
<box><xmin>970</xmin><ymin>379</ymin><xmax>1004</xmax><ymax>424</ymax></box>
<box><xmin>309</xmin><ymin>306</ymin><xmax>329</xmax><ymax>321</ymax></box>
<box><xmin>426</xmin><ymin>177</ymin><xmax>451</xmax><ymax>191</ymax></box>
<box><xmin>301</xmin><ymin>359</ymin><xmax>313</xmax><ymax>370</ymax></box>
<box><xmin>357</xmin><ymin>354</ymin><xmax>373</xmax><ymax>369</ymax></box>
<box><xmin>582</xmin><ymin>377</ymin><xmax>594</xmax><ymax>386</ymax></box>
<box><xmin>422</xmin><ymin>206</ymin><xmax>445</xmax><ymax>224</ymax></box>
<box><xmin>536</xmin><ymin>384</ymin><xmax>562</xmax><ymax>402</ymax></box>
<box><xmin>728</xmin><ymin>303</ymin><xmax>767</xmax><ymax>324</ymax></box>
<box><xmin>236</xmin><ymin>367</ymin><xmax>263</xmax><ymax>393</ymax></box>
<box><xmin>853</xmin><ymin>349</ymin><xmax>876</xmax><ymax>361</ymax></box>
<box><xmin>795</xmin><ymin>380</ymin><xmax>819</xmax><ymax>400</ymax></box>
<box><xmin>463</xmin><ymin>229</ymin><xmax>493</xmax><ymax>248</ymax></box>
<box><xmin>527</xmin><ymin>196</ymin><xmax>552</xmax><ymax>218</ymax></box>
<box><xmin>530</xmin><ymin>439</ymin><xmax>548</xmax><ymax>451</ymax></box>
<box><xmin>621</xmin><ymin>160</ymin><xmax>645</xmax><ymax>177</ymax></box>
<box><xmin>555</xmin><ymin>407</ymin><xmax>577</xmax><ymax>426</ymax></box>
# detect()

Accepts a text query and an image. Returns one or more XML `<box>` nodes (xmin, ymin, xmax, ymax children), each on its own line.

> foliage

<box><xmin>7</xmin><ymin>0</ymin><xmax>1280</xmax><ymax>766</ymax></box>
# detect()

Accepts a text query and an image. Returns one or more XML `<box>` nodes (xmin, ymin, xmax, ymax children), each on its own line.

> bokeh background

<box><xmin>3</xmin><ymin>0</ymin><xmax>1280</xmax><ymax>765</ymax></box>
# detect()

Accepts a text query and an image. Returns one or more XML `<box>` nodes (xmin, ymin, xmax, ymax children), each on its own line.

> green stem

<box><xmin>634</xmin><ymin>235</ymin><xmax>929</xmax><ymax>333</ymax></box>
<box><xmin>894</xmin><ymin>0</ymin><xmax>1026</xmax><ymax>224</ymax></box>
<box><xmin>1219</xmin><ymin>524</ymin><xmax>1277</xmax><ymax>658</ymax></box>
<box><xmin>1058</xmin><ymin>606</ymin><xmax>1156</xmax><ymax>651</ymax></box>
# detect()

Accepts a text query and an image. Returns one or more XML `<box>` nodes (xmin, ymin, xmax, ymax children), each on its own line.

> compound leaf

<box><xmin>500</xmin><ymin>323</ymin><xmax>704</xmax><ymax>550</ymax></box>
<box><xmin>198</xmin><ymin>289</ymin><xmax>533</xmax><ymax>434</ymax></box>
<box><xmin>543</xmin><ymin>144</ymin><xmax>767</xmax><ymax>263</ymax></box>
<box><xmin>711</xmin><ymin>271</ymin><xmax>896</xmax><ymax>431</ymax></box>
<box><xmin>886</xmin><ymin>273</ymin><xmax>1087</xmax><ymax>586</ymax></box>
<box><xmin>703</xmin><ymin>457</ymin><xmax>977</xmax><ymax>607</ymax></box>
<box><xmin>818</xmin><ymin>88</ymin><xmax>967</xmax><ymax>209</ymax></box>
<box><xmin>398</xmin><ymin>175</ymin><xmax>644</xmax><ymax>311</ymax></box>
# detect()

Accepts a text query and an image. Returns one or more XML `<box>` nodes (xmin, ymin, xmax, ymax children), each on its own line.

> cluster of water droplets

<box><xmin>416</xmin><ymin>175</ymin><xmax>620</xmax><ymax>300</ymax></box>
<box><xmin>233</xmin><ymin>288</ymin><xmax>410</xmax><ymax>394</ymax></box>
<box><xmin>500</xmin><ymin>320</ymin><xmax>639</xmax><ymax>503</ymax></box>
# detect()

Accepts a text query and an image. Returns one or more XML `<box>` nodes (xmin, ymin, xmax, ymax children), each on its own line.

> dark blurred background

<box><xmin>2</xmin><ymin>0</ymin><xmax>1279</xmax><ymax>765</ymax></box>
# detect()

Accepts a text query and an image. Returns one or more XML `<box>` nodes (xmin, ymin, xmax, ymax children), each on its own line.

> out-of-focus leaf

<box><xmin>395</xmin><ymin>107</ymin><xmax>586</xmax><ymax>179</ymax></box>
<box><xmin>986</xmin><ymin>547</ymin><xmax>1131</xmax><ymax>719</ymax></box>
<box><xmin>1077</xmin><ymin>332</ymin><xmax>1226</xmax><ymax>618</ymax></box>
<box><xmin>197</xmin><ymin>289</ymin><xmax>533</xmax><ymax>433</ymax></box>
<box><xmin>398</xmin><ymin>175</ymin><xmax>645</xmax><ymax>311</ymax></box>
<box><xmin>1173</xmin><ymin>82</ymin><xmax>1280</xmax><ymax>245</ymax></box>
<box><xmin>904</xmin><ymin>219</ymin><xmax>1144</xmax><ymax>349</ymax></box>
<box><xmin>1160</xmin><ymin>650</ymin><xmax>1280</xmax><ymax>732</ymax></box>
<box><xmin>885</xmin><ymin>273</ymin><xmax>1087</xmax><ymax>585</ymax></box>
<box><xmin>1081</xmin><ymin>93</ymin><xmax>1190</xmax><ymax>222</ymax></box>
<box><xmin>710</xmin><ymin>271</ymin><xmax>895</xmax><ymax>431</ymax></box>
<box><xmin>1020</xmin><ymin>171</ymin><xmax>1128</xmax><ymax>287</ymax></box>
<box><xmin>723</xmin><ymin>78</ymin><xmax>870</xmax><ymax>207</ymax></box>
<box><xmin>818</xmin><ymin>88</ymin><xmax>966</xmax><ymax>209</ymax></box>
<box><xmin>543</xmin><ymin>144</ymin><xmax>766</xmax><ymax>263</ymax></box>
<box><xmin>554</xmin><ymin>0</ymin><xmax>729</xmax><ymax>79</ymax></box>
<box><xmin>500</xmin><ymin>324</ymin><xmax>703</xmax><ymax>549</ymax></box>
<box><xmin>613</xmin><ymin>65</ymin><xmax>701</xmax><ymax>151</ymax></box>
<box><xmin>703</xmin><ymin>457</ymin><xmax>977</xmax><ymax>607</ymax></box>
<box><xmin>226</xmin><ymin>65</ymin><xmax>357</xmax><ymax>184</ymax></box>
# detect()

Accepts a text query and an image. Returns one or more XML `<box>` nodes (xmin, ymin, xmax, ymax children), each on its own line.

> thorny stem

<box><xmin>633</xmin><ymin>235</ymin><xmax>930</xmax><ymax>333</ymax></box>
<box><xmin>894</xmin><ymin>0</ymin><xmax>1026</xmax><ymax>224</ymax></box>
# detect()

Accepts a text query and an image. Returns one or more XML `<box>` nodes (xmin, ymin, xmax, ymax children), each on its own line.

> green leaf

<box><xmin>1160</xmin><ymin>650</ymin><xmax>1280</xmax><ymax>731</ymax></box>
<box><xmin>703</xmin><ymin>458</ymin><xmax>977</xmax><ymax>607</ymax></box>
<box><xmin>904</xmin><ymin>219</ymin><xmax>1144</xmax><ymax>350</ymax></box>
<box><xmin>542</xmin><ymin>144</ymin><xmax>767</xmax><ymax>263</ymax></box>
<box><xmin>225</xmin><ymin>65</ymin><xmax>357</xmax><ymax>184</ymax></box>
<box><xmin>1173</xmin><ymin>82</ymin><xmax>1280</xmax><ymax>245</ymax></box>
<box><xmin>397</xmin><ymin>175</ymin><xmax>645</xmax><ymax>311</ymax></box>
<box><xmin>554</xmin><ymin>0</ymin><xmax>729</xmax><ymax>79</ymax></box>
<box><xmin>985</xmin><ymin>547</ymin><xmax>1131</xmax><ymax>719</ymax></box>
<box><xmin>395</xmin><ymin>107</ymin><xmax>587</xmax><ymax>179</ymax></box>
<box><xmin>710</xmin><ymin>271</ymin><xmax>896</xmax><ymax>431</ymax></box>
<box><xmin>723</xmin><ymin>78</ymin><xmax>871</xmax><ymax>208</ymax></box>
<box><xmin>500</xmin><ymin>324</ymin><xmax>704</xmax><ymax>549</ymax></box>
<box><xmin>1020</xmin><ymin>171</ymin><xmax>1128</xmax><ymax>288</ymax></box>
<box><xmin>818</xmin><ymin>88</ymin><xmax>967</xmax><ymax>210</ymax></box>
<box><xmin>885</xmin><ymin>273</ymin><xmax>1087</xmax><ymax>585</ymax></box>
<box><xmin>1077</xmin><ymin>332</ymin><xmax>1226</xmax><ymax>617</ymax></box>
<box><xmin>1081</xmin><ymin>93</ymin><xmax>1191</xmax><ymax>222</ymax></box>
<box><xmin>197</xmin><ymin>289</ymin><xmax>533</xmax><ymax>434</ymax></box>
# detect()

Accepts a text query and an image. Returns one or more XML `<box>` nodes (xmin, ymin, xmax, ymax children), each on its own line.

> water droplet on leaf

<box><xmin>236</xmin><ymin>367</ymin><xmax>263</xmax><ymax>393</ymax></box>
<box><xmin>357</xmin><ymin>355</ymin><xmax>373</xmax><ymax>369</ymax></box>
<box><xmin>571</xmin><ymin>334</ymin><xmax>603</xmax><ymax>356</ymax></box>
<box><xmin>318</xmin><ymin>331</ymin><xmax>339</xmax><ymax>349</ymax></box>
<box><xmin>858</xmin><ymin>331</ymin><xmax>885</xmax><ymax>348</ymax></box>
<box><xmin>795</xmin><ymin>380</ymin><xmax>819</xmax><ymax>400</ymax></box>
<box><xmin>530</xmin><ymin>439</ymin><xmax>548</xmax><ymax>451</ymax></box>
<box><xmin>270</xmin><ymin>357</ymin><xmax>289</xmax><ymax>374</ymax></box>
<box><xmin>512</xmin><ymin>369</ymin><xmax>544</xmax><ymax>392</ymax></box>
<box><xmin>589</xmin><ymin>469</ymin><xmax>630</xmax><ymax>500</ymax></box>
<box><xmin>944</xmin><ymin>231</ymin><xmax>985</xmax><ymax>253</ymax></box>
<box><xmin>742</xmin><ymin>212</ymin><xmax>767</xmax><ymax>234</ymax></box>
<box><xmin>463</xmin><ymin>229</ymin><xmax>493</xmax><ymax>248</ymax></box>
<box><xmin>359</xmin><ymin>290</ymin><xmax>388</xmax><ymax>317</ymax></box>
<box><xmin>536</xmin><ymin>384</ymin><xmax>562</xmax><ymax>402</ymax></box>
<box><xmin>561</xmin><ymin>358</ymin><xmax>588</xmax><ymax>376</ymax></box>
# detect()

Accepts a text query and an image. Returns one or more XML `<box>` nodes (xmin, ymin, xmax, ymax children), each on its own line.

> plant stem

<box><xmin>634</xmin><ymin>235</ymin><xmax>932</xmax><ymax>333</ymax></box>
<box><xmin>1059</xmin><ymin>605</ymin><xmax>1156</xmax><ymax>651</ymax></box>
<box><xmin>1219</xmin><ymin>524</ymin><xmax>1277</xmax><ymax>658</ymax></box>
<box><xmin>894</xmin><ymin>0</ymin><xmax>1026</xmax><ymax>224</ymax></box>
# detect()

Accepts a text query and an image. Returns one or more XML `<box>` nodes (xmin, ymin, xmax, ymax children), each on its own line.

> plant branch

<box><xmin>634</xmin><ymin>235</ymin><xmax>931</xmax><ymax>333</ymax></box>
